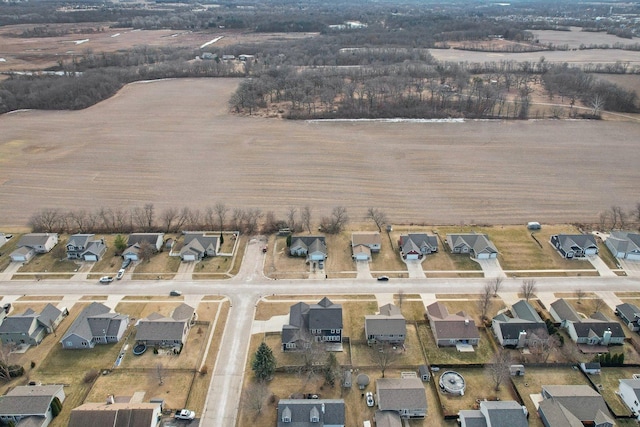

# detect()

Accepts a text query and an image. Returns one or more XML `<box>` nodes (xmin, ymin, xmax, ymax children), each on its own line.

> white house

<box><xmin>10</xmin><ymin>233</ymin><xmax>59</xmax><ymax>262</ymax></box>
<box><xmin>619</xmin><ymin>378</ymin><xmax>640</xmax><ymax>419</ymax></box>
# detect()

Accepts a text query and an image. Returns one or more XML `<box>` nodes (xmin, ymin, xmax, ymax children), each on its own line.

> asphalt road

<box><xmin>1</xmin><ymin>242</ymin><xmax>640</xmax><ymax>425</ymax></box>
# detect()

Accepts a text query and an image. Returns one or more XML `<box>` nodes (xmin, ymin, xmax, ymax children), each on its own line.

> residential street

<box><xmin>0</xmin><ymin>241</ymin><xmax>640</xmax><ymax>425</ymax></box>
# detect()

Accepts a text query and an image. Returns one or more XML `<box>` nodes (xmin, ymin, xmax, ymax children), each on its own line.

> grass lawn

<box><xmin>0</xmin><ymin>234</ymin><xmax>22</xmax><ymax>272</ymax></box>
<box><xmin>192</xmin><ymin>254</ymin><xmax>233</xmax><ymax>275</ymax></box>
<box><xmin>399</xmin><ymin>300</ymin><xmax>427</xmax><ymax>322</ymax></box>
<box><xmin>87</xmin><ymin>235</ymin><xmax>123</xmax><ymax>277</ymax></box>
<box><xmin>418</xmin><ymin>325</ymin><xmax>496</xmax><ymax>365</ymax></box>
<box><xmin>17</xmin><ymin>253</ymin><xmax>78</xmax><ymax>274</ymax></box>
<box><xmin>436</xmin><ymin>367</ymin><xmax>519</xmax><ymax>417</ymax></box>
<box><xmin>588</xmin><ymin>366</ymin><xmax>637</xmax><ymax>416</ymax></box>
<box><xmin>266</xmin><ymin>236</ymin><xmax>309</xmax><ymax>279</ymax></box>
<box><xmin>342</xmin><ymin>300</ymin><xmax>379</xmax><ymax>340</ymax></box>
<box><xmin>132</xmin><ymin>251</ymin><xmax>181</xmax><ymax>279</ymax></box>
<box><xmin>370</xmin><ymin>233</ymin><xmax>408</xmax><ymax>274</ymax></box>
<box><xmin>350</xmin><ymin>324</ymin><xmax>425</xmax><ymax>367</ymax></box>
<box><xmin>193</xmin><ymin>235</ymin><xmax>247</xmax><ymax>279</ymax></box>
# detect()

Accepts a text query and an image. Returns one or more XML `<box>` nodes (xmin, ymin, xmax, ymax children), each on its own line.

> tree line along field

<box><xmin>0</xmin><ymin>78</ymin><xmax>639</xmax><ymax>229</ymax></box>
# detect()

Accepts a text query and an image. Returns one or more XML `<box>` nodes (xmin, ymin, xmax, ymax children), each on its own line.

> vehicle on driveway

<box><xmin>116</xmin><ymin>269</ymin><xmax>125</xmax><ymax>280</ymax></box>
<box><xmin>99</xmin><ymin>276</ymin><xmax>113</xmax><ymax>283</ymax></box>
<box><xmin>366</xmin><ymin>391</ymin><xmax>375</xmax><ymax>407</ymax></box>
<box><xmin>377</xmin><ymin>276</ymin><xmax>389</xmax><ymax>281</ymax></box>
<box><xmin>175</xmin><ymin>409</ymin><xmax>196</xmax><ymax>420</ymax></box>
<box><xmin>121</xmin><ymin>258</ymin><xmax>132</xmax><ymax>269</ymax></box>
<box><xmin>170</xmin><ymin>290</ymin><xmax>182</xmax><ymax>296</ymax></box>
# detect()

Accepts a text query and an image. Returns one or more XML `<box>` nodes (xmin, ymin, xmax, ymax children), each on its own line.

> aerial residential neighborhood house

<box><xmin>492</xmin><ymin>300</ymin><xmax>548</xmax><ymax>348</ymax></box>
<box><xmin>276</xmin><ymin>399</ymin><xmax>345</xmax><ymax>427</ymax></box>
<box><xmin>549</xmin><ymin>298</ymin><xmax>583</xmax><ymax>328</ymax></box>
<box><xmin>364</xmin><ymin>303</ymin><xmax>406</xmax><ymax>345</ymax></box>
<box><xmin>619</xmin><ymin>378</ymin><xmax>640</xmax><ymax>420</ymax></box>
<box><xmin>445</xmin><ymin>233</ymin><xmax>498</xmax><ymax>259</ymax></box>
<box><xmin>61</xmin><ymin>302</ymin><xmax>129</xmax><ymax>349</ymax></box>
<box><xmin>351</xmin><ymin>232</ymin><xmax>381</xmax><ymax>261</ymax></box>
<box><xmin>376</xmin><ymin>377</ymin><xmax>427</xmax><ymax>419</ymax></box>
<box><xmin>616</xmin><ymin>303</ymin><xmax>640</xmax><ymax>332</ymax></box>
<box><xmin>398</xmin><ymin>233</ymin><xmax>438</xmax><ymax>260</ymax></box>
<box><xmin>66</xmin><ymin>234</ymin><xmax>107</xmax><ymax>261</ymax></box>
<box><xmin>123</xmin><ymin>233</ymin><xmax>164</xmax><ymax>261</ymax></box>
<box><xmin>458</xmin><ymin>400</ymin><xmax>528</xmax><ymax>427</ymax></box>
<box><xmin>538</xmin><ymin>385</ymin><xmax>615</xmax><ymax>427</ymax></box>
<box><xmin>10</xmin><ymin>233</ymin><xmax>59</xmax><ymax>263</ymax></box>
<box><xmin>606</xmin><ymin>231</ymin><xmax>640</xmax><ymax>260</ymax></box>
<box><xmin>135</xmin><ymin>303</ymin><xmax>196</xmax><ymax>349</ymax></box>
<box><xmin>289</xmin><ymin>236</ymin><xmax>327</xmax><ymax>262</ymax></box>
<box><xmin>282</xmin><ymin>297</ymin><xmax>342</xmax><ymax>351</ymax></box>
<box><xmin>179</xmin><ymin>232</ymin><xmax>220</xmax><ymax>261</ymax></box>
<box><xmin>426</xmin><ymin>302</ymin><xmax>480</xmax><ymax>347</ymax></box>
<box><xmin>0</xmin><ymin>384</ymin><xmax>65</xmax><ymax>427</ymax></box>
<box><xmin>550</xmin><ymin>234</ymin><xmax>599</xmax><ymax>259</ymax></box>
<box><xmin>0</xmin><ymin>303</ymin><xmax>64</xmax><ymax>346</ymax></box>
<box><xmin>565</xmin><ymin>312</ymin><xmax>625</xmax><ymax>347</ymax></box>
<box><xmin>69</xmin><ymin>401</ymin><xmax>162</xmax><ymax>427</ymax></box>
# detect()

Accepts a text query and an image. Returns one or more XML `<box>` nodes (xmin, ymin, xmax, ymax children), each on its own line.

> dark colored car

<box><xmin>377</xmin><ymin>276</ymin><xmax>389</xmax><ymax>281</ymax></box>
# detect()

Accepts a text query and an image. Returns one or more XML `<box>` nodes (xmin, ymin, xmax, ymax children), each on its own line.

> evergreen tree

<box><xmin>114</xmin><ymin>234</ymin><xmax>127</xmax><ymax>253</ymax></box>
<box><xmin>252</xmin><ymin>342</ymin><xmax>276</xmax><ymax>382</ymax></box>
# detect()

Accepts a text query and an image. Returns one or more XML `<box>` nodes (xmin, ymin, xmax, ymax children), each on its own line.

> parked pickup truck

<box><xmin>174</xmin><ymin>409</ymin><xmax>196</xmax><ymax>420</ymax></box>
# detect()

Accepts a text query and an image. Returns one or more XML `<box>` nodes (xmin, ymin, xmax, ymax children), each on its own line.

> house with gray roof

<box><xmin>426</xmin><ymin>302</ymin><xmax>480</xmax><ymax>347</ymax></box>
<box><xmin>135</xmin><ymin>303</ymin><xmax>196</xmax><ymax>348</ymax></box>
<box><xmin>398</xmin><ymin>233</ymin><xmax>438</xmax><ymax>260</ymax></box>
<box><xmin>10</xmin><ymin>233</ymin><xmax>59</xmax><ymax>262</ymax></box>
<box><xmin>446</xmin><ymin>233</ymin><xmax>498</xmax><ymax>259</ymax></box>
<box><xmin>538</xmin><ymin>384</ymin><xmax>615</xmax><ymax>427</ymax></box>
<box><xmin>616</xmin><ymin>303</ymin><xmax>640</xmax><ymax>331</ymax></box>
<box><xmin>60</xmin><ymin>302</ymin><xmax>128</xmax><ymax>349</ymax></box>
<box><xmin>458</xmin><ymin>400</ymin><xmax>528</xmax><ymax>427</ymax></box>
<box><xmin>606</xmin><ymin>231</ymin><xmax>640</xmax><ymax>260</ymax></box>
<box><xmin>565</xmin><ymin>312</ymin><xmax>625</xmax><ymax>346</ymax></box>
<box><xmin>282</xmin><ymin>297</ymin><xmax>342</xmax><ymax>351</ymax></box>
<box><xmin>0</xmin><ymin>384</ymin><xmax>65</xmax><ymax>427</ymax></box>
<box><xmin>69</xmin><ymin>401</ymin><xmax>161</xmax><ymax>427</ymax></box>
<box><xmin>551</xmin><ymin>234</ymin><xmax>598</xmax><ymax>259</ymax></box>
<box><xmin>123</xmin><ymin>233</ymin><xmax>164</xmax><ymax>261</ymax></box>
<box><xmin>549</xmin><ymin>298</ymin><xmax>582</xmax><ymax>328</ymax></box>
<box><xmin>66</xmin><ymin>234</ymin><xmax>107</xmax><ymax>261</ymax></box>
<box><xmin>619</xmin><ymin>378</ymin><xmax>640</xmax><ymax>420</ymax></box>
<box><xmin>276</xmin><ymin>399</ymin><xmax>345</xmax><ymax>427</ymax></box>
<box><xmin>0</xmin><ymin>304</ymin><xmax>64</xmax><ymax>346</ymax></box>
<box><xmin>180</xmin><ymin>232</ymin><xmax>220</xmax><ymax>261</ymax></box>
<box><xmin>289</xmin><ymin>236</ymin><xmax>327</xmax><ymax>262</ymax></box>
<box><xmin>492</xmin><ymin>300</ymin><xmax>548</xmax><ymax>348</ymax></box>
<box><xmin>376</xmin><ymin>377</ymin><xmax>427</xmax><ymax>419</ymax></box>
<box><xmin>365</xmin><ymin>304</ymin><xmax>406</xmax><ymax>345</ymax></box>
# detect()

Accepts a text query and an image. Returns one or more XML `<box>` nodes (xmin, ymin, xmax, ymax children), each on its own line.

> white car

<box><xmin>99</xmin><ymin>276</ymin><xmax>114</xmax><ymax>284</ymax></box>
<box><xmin>366</xmin><ymin>391</ymin><xmax>374</xmax><ymax>407</ymax></box>
<box><xmin>175</xmin><ymin>409</ymin><xmax>196</xmax><ymax>420</ymax></box>
<box><xmin>116</xmin><ymin>269</ymin><xmax>125</xmax><ymax>280</ymax></box>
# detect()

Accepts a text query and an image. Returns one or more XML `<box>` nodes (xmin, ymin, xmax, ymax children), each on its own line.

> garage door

<box><xmin>627</xmin><ymin>253</ymin><xmax>640</xmax><ymax>261</ymax></box>
<box><xmin>183</xmin><ymin>255</ymin><xmax>196</xmax><ymax>262</ymax></box>
<box><xmin>476</xmin><ymin>253</ymin><xmax>490</xmax><ymax>259</ymax></box>
<box><xmin>585</xmin><ymin>248</ymin><xmax>598</xmax><ymax>256</ymax></box>
<box><xmin>405</xmin><ymin>254</ymin><xmax>419</xmax><ymax>260</ymax></box>
<box><xmin>11</xmin><ymin>255</ymin><xmax>25</xmax><ymax>262</ymax></box>
<box><xmin>84</xmin><ymin>255</ymin><xmax>97</xmax><ymax>262</ymax></box>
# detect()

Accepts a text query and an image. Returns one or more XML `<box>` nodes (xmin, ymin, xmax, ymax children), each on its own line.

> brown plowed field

<box><xmin>1</xmin><ymin>78</ymin><xmax>639</xmax><ymax>227</ymax></box>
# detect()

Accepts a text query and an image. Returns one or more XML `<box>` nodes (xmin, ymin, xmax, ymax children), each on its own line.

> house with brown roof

<box><xmin>376</xmin><ymin>377</ymin><xmax>427</xmax><ymax>419</ymax></box>
<box><xmin>135</xmin><ymin>303</ymin><xmax>196</xmax><ymax>349</ymax></box>
<box><xmin>352</xmin><ymin>232</ymin><xmax>381</xmax><ymax>261</ymax></box>
<box><xmin>364</xmin><ymin>304</ymin><xmax>406</xmax><ymax>345</ymax></box>
<box><xmin>68</xmin><ymin>401</ymin><xmax>161</xmax><ymax>427</ymax></box>
<box><xmin>0</xmin><ymin>384</ymin><xmax>65</xmax><ymax>427</ymax></box>
<box><xmin>426</xmin><ymin>302</ymin><xmax>480</xmax><ymax>347</ymax></box>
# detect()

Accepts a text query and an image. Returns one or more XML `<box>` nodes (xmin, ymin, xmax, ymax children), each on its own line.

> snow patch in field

<box><xmin>111</xmin><ymin>33</ymin><xmax>121</xmax><ymax>38</ymax></box>
<box><xmin>200</xmin><ymin>36</ymin><xmax>223</xmax><ymax>49</ymax></box>
<box><xmin>74</xmin><ymin>39</ymin><xmax>89</xmax><ymax>45</ymax></box>
<box><xmin>307</xmin><ymin>118</ymin><xmax>465</xmax><ymax>124</ymax></box>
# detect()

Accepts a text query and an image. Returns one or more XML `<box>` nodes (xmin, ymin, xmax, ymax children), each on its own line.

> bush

<box><xmin>83</xmin><ymin>369</ymin><xmax>100</xmax><ymax>383</ymax></box>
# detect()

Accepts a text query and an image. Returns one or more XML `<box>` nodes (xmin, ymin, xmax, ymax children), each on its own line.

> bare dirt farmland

<box><xmin>0</xmin><ymin>78</ymin><xmax>639</xmax><ymax>228</ymax></box>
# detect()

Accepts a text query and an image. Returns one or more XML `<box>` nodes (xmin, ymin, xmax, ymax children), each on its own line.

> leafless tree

<box><xmin>113</xmin><ymin>208</ymin><xmax>131</xmax><ymax>233</ymax></box>
<box><xmin>372</xmin><ymin>342</ymin><xmax>401</xmax><ymax>378</ymax></box>
<box><xmin>0</xmin><ymin>342</ymin><xmax>17</xmax><ymax>381</ymax></box>
<box><xmin>161</xmin><ymin>207</ymin><xmax>179</xmax><ymax>233</ymax></box>
<box><xmin>287</xmin><ymin>207</ymin><xmax>297</xmax><ymax>231</ymax></box>
<box><xmin>575</xmin><ymin>288</ymin><xmax>586</xmax><ymax>305</ymax></box>
<box><xmin>296</xmin><ymin>332</ymin><xmax>326</xmax><ymax>380</ymax></box>
<box><xmin>300</xmin><ymin>206</ymin><xmax>312</xmax><ymax>233</ymax></box>
<box><xmin>245</xmin><ymin>208</ymin><xmax>263</xmax><ymax>235</ymax></box>
<box><xmin>138</xmin><ymin>241</ymin><xmax>155</xmax><ymax>262</ymax></box>
<box><xmin>478</xmin><ymin>282</ymin><xmax>493</xmax><ymax>322</ymax></box>
<box><xmin>29</xmin><ymin>208</ymin><xmax>63</xmax><ymax>233</ymax></box>
<box><xmin>528</xmin><ymin>329</ymin><xmax>556</xmax><ymax>363</ymax></box>
<box><xmin>598</xmin><ymin>211</ymin><xmax>609</xmax><ymax>230</ymax></box>
<box><xmin>320</xmin><ymin>206</ymin><xmax>349</xmax><ymax>234</ymax></box>
<box><xmin>204</xmin><ymin>206</ymin><xmax>216</xmax><ymax>230</ymax></box>
<box><xmin>215</xmin><ymin>202</ymin><xmax>228</xmax><ymax>231</ymax></box>
<box><xmin>132</xmin><ymin>205</ymin><xmax>154</xmax><ymax>231</ymax></box>
<box><xmin>231</xmin><ymin>208</ymin><xmax>245</xmax><ymax>231</ymax></box>
<box><xmin>521</xmin><ymin>279</ymin><xmax>537</xmax><ymax>302</ymax></box>
<box><xmin>487</xmin><ymin>348</ymin><xmax>511</xmax><ymax>391</ymax></box>
<box><xmin>489</xmin><ymin>277</ymin><xmax>504</xmax><ymax>297</ymax></box>
<box><xmin>68</xmin><ymin>209</ymin><xmax>89</xmax><ymax>233</ymax></box>
<box><xmin>366</xmin><ymin>208</ymin><xmax>388</xmax><ymax>232</ymax></box>
<box><xmin>593</xmin><ymin>298</ymin><xmax>606</xmax><ymax>314</ymax></box>
<box><xmin>242</xmin><ymin>381</ymin><xmax>270</xmax><ymax>419</ymax></box>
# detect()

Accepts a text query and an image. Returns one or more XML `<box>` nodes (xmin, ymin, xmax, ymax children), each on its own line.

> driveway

<box><xmin>474</xmin><ymin>258</ymin><xmax>506</xmax><ymax>278</ymax></box>
<box><xmin>587</xmin><ymin>255</ymin><xmax>617</xmax><ymax>277</ymax></box>
<box><xmin>356</xmin><ymin>260</ymin><xmax>373</xmax><ymax>279</ymax></box>
<box><xmin>620</xmin><ymin>259</ymin><xmax>640</xmax><ymax>277</ymax></box>
<box><xmin>404</xmin><ymin>260</ymin><xmax>426</xmax><ymax>279</ymax></box>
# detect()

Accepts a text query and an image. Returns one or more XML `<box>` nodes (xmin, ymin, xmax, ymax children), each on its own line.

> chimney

<box><xmin>464</xmin><ymin>319</ymin><xmax>470</xmax><ymax>326</ymax></box>
<box><xmin>107</xmin><ymin>395</ymin><xmax>115</xmax><ymax>405</ymax></box>
<box><xmin>602</xmin><ymin>328</ymin><xmax>612</xmax><ymax>345</ymax></box>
